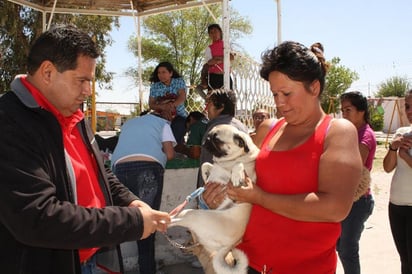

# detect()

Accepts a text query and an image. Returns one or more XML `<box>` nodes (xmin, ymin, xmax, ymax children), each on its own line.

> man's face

<box><xmin>253</xmin><ymin>111</ymin><xmax>270</xmax><ymax>129</ymax></box>
<box><xmin>46</xmin><ymin>55</ymin><xmax>96</xmax><ymax>116</ymax></box>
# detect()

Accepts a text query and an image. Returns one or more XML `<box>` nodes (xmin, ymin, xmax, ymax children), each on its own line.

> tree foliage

<box><xmin>126</xmin><ymin>5</ymin><xmax>252</xmax><ymax>87</ymax></box>
<box><xmin>322</xmin><ymin>57</ymin><xmax>359</xmax><ymax>113</ymax></box>
<box><xmin>375</xmin><ymin>76</ymin><xmax>410</xmax><ymax>97</ymax></box>
<box><xmin>0</xmin><ymin>1</ymin><xmax>119</xmax><ymax>93</ymax></box>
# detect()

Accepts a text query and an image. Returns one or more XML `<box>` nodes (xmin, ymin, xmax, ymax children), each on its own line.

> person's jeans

<box><xmin>337</xmin><ymin>194</ymin><xmax>374</xmax><ymax>274</ymax></box>
<box><xmin>114</xmin><ymin>161</ymin><xmax>165</xmax><ymax>274</ymax></box>
<box><xmin>208</xmin><ymin>73</ymin><xmax>233</xmax><ymax>90</ymax></box>
<box><xmin>171</xmin><ymin>115</ymin><xmax>187</xmax><ymax>144</ymax></box>
<box><xmin>389</xmin><ymin>202</ymin><xmax>412</xmax><ymax>274</ymax></box>
<box><xmin>80</xmin><ymin>254</ymin><xmax>106</xmax><ymax>274</ymax></box>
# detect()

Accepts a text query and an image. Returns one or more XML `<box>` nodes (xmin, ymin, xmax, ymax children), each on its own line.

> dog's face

<box><xmin>204</xmin><ymin>124</ymin><xmax>254</xmax><ymax>161</ymax></box>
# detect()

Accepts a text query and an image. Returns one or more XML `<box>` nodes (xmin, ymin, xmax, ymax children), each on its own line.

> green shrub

<box><xmin>370</xmin><ymin>112</ymin><xmax>384</xmax><ymax>131</ymax></box>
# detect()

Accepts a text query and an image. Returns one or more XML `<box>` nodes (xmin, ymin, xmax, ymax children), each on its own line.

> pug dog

<box><xmin>169</xmin><ymin>124</ymin><xmax>259</xmax><ymax>274</ymax></box>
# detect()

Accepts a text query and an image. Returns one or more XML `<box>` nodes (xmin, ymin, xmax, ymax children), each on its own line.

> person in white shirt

<box><xmin>383</xmin><ymin>89</ymin><xmax>412</xmax><ymax>274</ymax></box>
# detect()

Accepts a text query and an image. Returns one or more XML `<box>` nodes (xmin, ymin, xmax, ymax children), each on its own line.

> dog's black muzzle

<box><xmin>204</xmin><ymin>132</ymin><xmax>227</xmax><ymax>158</ymax></box>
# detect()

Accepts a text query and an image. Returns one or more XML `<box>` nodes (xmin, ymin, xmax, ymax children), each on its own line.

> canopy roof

<box><xmin>7</xmin><ymin>0</ymin><xmax>222</xmax><ymax>17</ymax></box>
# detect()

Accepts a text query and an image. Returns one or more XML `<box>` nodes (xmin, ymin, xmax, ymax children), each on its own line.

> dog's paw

<box><xmin>231</xmin><ymin>163</ymin><xmax>245</xmax><ymax>187</ymax></box>
<box><xmin>201</xmin><ymin>162</ymin><xmax>214</xmax><ymax>183</ymax></box>
<box><xmin>213</xmin><ymin>248</ymin><xmax>248</xmax><ymax>274</ymax></box>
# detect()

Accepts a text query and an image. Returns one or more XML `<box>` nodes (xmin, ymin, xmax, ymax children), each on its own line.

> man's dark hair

<box><xmin>208</xmin><ymin>88</ymin><xmax>236</xmax><ymax>116</ymax></box>
<box><xmin>187</xmin><ymin>111</ymin><xmax>206</xmax><ymax>122</ymax></box>
<box><xmin>27</xmin><ymin>24</ymin><xmax>100</xmax><ymax>74</ymax></box>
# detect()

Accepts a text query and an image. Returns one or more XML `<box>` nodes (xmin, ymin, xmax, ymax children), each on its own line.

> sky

<box><xmin>97</xmin><ymin>0</ymin><xmax>412</xmax><ymax>105</ymax></box>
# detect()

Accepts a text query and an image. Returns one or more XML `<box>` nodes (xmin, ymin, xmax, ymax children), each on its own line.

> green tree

<box><xmin>322</xmin><ymin>57</ymin><xmax>359</xmax><ymax>113</ymax></box>
<box><xmin>0</xmin><ymin>1</ymin><xmax>119</xmax><ymax>93</ymax></box>
<box><xmin>375</xmin><ymin>76</ymin><xmax>410</xmax><ymax>97</ymax></box>
<box><xmin>126</xmin><ymin>5</ymin><xmax>252</xmax><ymax>87</ymax></box>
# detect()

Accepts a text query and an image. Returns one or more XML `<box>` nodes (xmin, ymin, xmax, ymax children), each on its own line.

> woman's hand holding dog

<box><xmin>227</xmin><ymin>175</ymin><xmax>262</xmax><ymax>205</ymax></box>
<box><xmin>202</xmin><ymin>182</ymin><xmax>227</xmax><ymax>209</ymax></box>
<box><xmin>202</xmin><ymin>174</ymin><xmax>263</xmax><ymax>208</ymax></box>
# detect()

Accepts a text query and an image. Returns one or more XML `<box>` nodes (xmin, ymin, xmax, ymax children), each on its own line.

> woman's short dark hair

<box><xmin>340</xmin><ymin>91</ymin><xmax>370</xmax><ymax>124</ymax></box>
<box><xmin>260</xmin><ymin>41</ymin><xmax>329</xmax><ymax>95</ymax></box>
<box><xmin>208</xmin><ymin>88</ymin><xmax>236</xmax><ymax>116</ymax></box>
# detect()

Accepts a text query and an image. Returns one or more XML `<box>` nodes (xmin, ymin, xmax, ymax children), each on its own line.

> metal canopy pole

<box><xmin>130</xmin><ymin>0</ymin><xmax>143</xmax><ymax>113</ymax></box>
<box><xmin>276</xmin><ymin>0</ymin><xmax>282</xmax><ymax>45</ymax></box>
<box><xmin>137</xmin><ymin>17</ymin><xmax>143</xmax><ymax>113</ymax></box>
<box><xmin>46</xmin><ymin>0</ymin><xmax>58</xmax><ymax>30</ymax></box>
<box><xmin>222</xmin><ymin>0</ymin><xmax>230</xmax><ymax>90</ymax></box>
<box><xmin>42</xmin><ymin>11</ymin><xmax>46</xmax><ymax>31</ymax></box>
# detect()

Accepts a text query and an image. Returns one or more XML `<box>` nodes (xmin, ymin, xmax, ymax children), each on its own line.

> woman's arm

<box><xmin>383</xmin><ymin>134</ymin><xmax>405</xmax><ymax>172</ymax></box>
<box><xmin>383</xmin><ymin>144</ymin><xmax>398</xmax><ymax>173</ymax></box>
<box><xmin>359</xmin><ymin>143</ymin><xmax>370</xmax><ymax>165</ymax></box>
<box><xmin>173</xmin><ymin>88</ymin><xmax>186</xmax><ymax>108</ymax></box>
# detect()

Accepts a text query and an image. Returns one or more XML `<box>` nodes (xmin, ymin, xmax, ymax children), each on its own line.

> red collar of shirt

<box><xmin>20</xmin><ymin>76</ymin><xmax>84</xmax><ymax>132</ymax></box>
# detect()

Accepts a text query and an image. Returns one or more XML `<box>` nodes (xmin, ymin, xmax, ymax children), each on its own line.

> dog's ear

<box><xmin>233</xmin><ymin>133</ymin><xmax>250</xmax><ymax>153</ymax></box>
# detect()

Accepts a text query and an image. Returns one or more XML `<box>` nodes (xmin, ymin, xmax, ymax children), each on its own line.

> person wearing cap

<box><xmin>249</xmin><ymin>108</ymin><xmax>275</xmax><ymax>145</ymax></box>
<box><xmin>195</xmin><ymin>24</ymin><xmax>234</xmax><ymax>98</ymax></box>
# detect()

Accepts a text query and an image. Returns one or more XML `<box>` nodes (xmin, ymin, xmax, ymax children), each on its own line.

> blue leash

<box><xmin>169</xmin><ymin>187</ymin><xmax>205</xmax><ymax>217</ymax></box>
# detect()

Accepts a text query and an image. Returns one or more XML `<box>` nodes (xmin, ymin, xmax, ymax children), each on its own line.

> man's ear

<box><xmin>38</xmin><ymin>60</ymin><xmax>55</xmax><ymax>84</ymax></box>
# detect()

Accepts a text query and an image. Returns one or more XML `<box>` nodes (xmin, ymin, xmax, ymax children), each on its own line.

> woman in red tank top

<box><xmin>203</xmin><ymin>41</ymin><xmax>363</xmax><ymax>274</ymax></box>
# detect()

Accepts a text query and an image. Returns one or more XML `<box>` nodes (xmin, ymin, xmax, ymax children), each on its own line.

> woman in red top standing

<box><xmin>220</xmin><ymin>41</ymin><xmax>362</xmax><ymax>274</ymax></box>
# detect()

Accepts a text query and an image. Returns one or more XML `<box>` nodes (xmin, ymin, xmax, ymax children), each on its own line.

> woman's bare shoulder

<box><xmin>326</xmin><ymin>118</ymin><xmax>358</xmax><ymax>145</ymax></box>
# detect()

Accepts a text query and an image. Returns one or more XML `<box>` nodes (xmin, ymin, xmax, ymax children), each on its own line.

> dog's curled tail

<box><xmin>212</xmin><ymin>248</ymin><xmax>248</xmax><ymax>274</ymax></box>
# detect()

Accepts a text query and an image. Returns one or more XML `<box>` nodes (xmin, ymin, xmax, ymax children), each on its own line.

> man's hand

<box><xmin>129</xmin><ymin>200</ymin><xmax>171</xmax><ymax>239</ymax></box>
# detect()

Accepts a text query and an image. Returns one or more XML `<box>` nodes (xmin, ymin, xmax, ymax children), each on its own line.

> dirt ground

<box><xmin>336</xmin><ymin>143</ymin><xmax>401</xmax><ymax>273</ymax></box>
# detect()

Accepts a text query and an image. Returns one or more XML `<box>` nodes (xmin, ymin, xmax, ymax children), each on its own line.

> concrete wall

<box><xmin>121</xmin><ymin>167</ymin><xmax>200</xmax><ymax>271</ymax></box>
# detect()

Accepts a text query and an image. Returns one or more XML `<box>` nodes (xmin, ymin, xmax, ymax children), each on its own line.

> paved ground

<box><xmin>158</xmin><ymin>143</ymin><xmax>402</xmax><ymax>274</ymax></box>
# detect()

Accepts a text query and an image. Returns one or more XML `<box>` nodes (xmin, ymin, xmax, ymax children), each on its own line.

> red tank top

<box><xmin>238</xmin><ymin>115</ymin><xmax>339</xmax><ymax>274</ymax></box>
<box><xmin>208</xmin><ymin>40</ymin><xmax>224</xmax><ymax>74</ymax></box>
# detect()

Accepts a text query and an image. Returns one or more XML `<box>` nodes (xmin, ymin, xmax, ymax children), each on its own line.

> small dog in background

<box><xmin>169</xmin><ymin>124</ymin><xmax>259</xmax><ymax>274</ymax></box>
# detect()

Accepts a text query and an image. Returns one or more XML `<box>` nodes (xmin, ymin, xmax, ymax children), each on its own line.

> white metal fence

<box><xmin>94</xmin><ymin>54</ymin><xmax>274</xmax><ymax>130</ymax></box>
